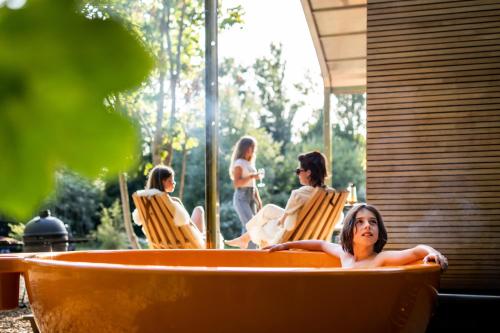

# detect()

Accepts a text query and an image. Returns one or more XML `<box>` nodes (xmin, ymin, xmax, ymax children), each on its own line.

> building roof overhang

<box><xmin>301</xmin><ymin>0</ymin><xmax>366</xmax><ymax>94</ymax></box>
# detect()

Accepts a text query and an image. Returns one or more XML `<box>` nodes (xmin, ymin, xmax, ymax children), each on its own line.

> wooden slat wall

<box><xmin>366</xmin><ymin>0</ymin><xmax>500</xmax><ymax>291</ymax></box>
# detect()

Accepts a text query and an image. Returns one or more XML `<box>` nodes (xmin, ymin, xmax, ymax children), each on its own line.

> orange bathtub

<box><xmin>1</xmin><ymin>250</ymin><xmax>440</xmax><ymax>333</ymax></box>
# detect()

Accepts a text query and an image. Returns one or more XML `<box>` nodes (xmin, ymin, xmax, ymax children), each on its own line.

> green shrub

<box><xmin>8</xmin><ymin>222</ymin><xmax>24</xmax><ymax>241</ymax></box>
<box><xmin>219</xmin><ymin>201</ymin><xmax>241</xmax><ymax>240</ymax></box>
<box><xmin>95</xmin><ymin>200</ymin><xmax>128</xmax><ymax>249</ymax></box>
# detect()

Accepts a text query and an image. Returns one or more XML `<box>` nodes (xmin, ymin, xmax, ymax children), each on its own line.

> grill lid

<box><xmin>23</xmin><ymin>210</ymin><xmax>68</xmax><ymax>237</ymax></box>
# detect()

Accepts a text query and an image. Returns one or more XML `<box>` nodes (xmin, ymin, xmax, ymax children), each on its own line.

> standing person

<box><xmin>225</xmin><ymin>151</ymin><xmax>327</xmax><ymax>249</ymax></box>
<box><xmin>230</xmin><ymin>136</ymin><xmax>263</xmax><ymax>240</ymax></box>
<box><xmin>265</xmin><ymin>203</ymin><xmax>448</xmax><ymax>270</ymax></box>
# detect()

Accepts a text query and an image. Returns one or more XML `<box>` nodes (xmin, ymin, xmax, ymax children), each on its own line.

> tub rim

<box><xmin>10</xmin><ymin>249</ymin><xmax>441</xmax><ymax>276</ymax></box>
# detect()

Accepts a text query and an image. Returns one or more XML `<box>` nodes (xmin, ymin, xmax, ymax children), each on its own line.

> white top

<box><xmin>283</xmin><ymin>186</ymin><xmax>319</xmax><ymax>229</ymax></box>
<box><xmin>133</xmin><ymin>189</ymin><xmax>205</xmax><ymax>247</ymax></box>
<box><xmin>245</xmin><ymin>185</ymin><xmax>319</xmax><ymax>247</ymax></box>
<box><xmin>232</xmin><ymin>158</ymin><xmax>257</xmax><ymax>188</ymax></box>
<box><xmin>133</xmin><ymin>189</ymin><xmax>189</xmax><ymax>227</ymax></box>
<box><xmin>284</xmin><ymin>186</ymin><xmax>318</xmax><ymax>215</ymax></box>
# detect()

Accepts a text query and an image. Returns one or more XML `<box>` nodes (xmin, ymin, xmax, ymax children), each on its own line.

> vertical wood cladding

<box><xmin>367</xmin><ymin>0</ymin><xmax>500</xmax><ymax>290</ymax></box>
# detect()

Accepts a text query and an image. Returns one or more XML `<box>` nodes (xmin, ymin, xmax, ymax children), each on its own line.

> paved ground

<box><xmin>0</xmin><ymin>306</ymin><xmax>33</xmax><ymax>333</ymax></box>
<box><xmin>0</xmin><ymin>278</ymin><xmax>34</xmax><ymax>333</ymax></box>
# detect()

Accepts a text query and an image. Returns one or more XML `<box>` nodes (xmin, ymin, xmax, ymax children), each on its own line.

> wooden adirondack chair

<box><xmin>279</xmin><ymin>188</ymin><xmax>348</xmax><ymax>243</ymax></box>
<box><xmin>132</xmin><ymin>191</ymin><xmax>204</xmax><ymax>249</ymax></box>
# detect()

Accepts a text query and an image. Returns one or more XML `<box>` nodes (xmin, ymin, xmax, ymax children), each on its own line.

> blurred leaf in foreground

<box><xmin>0</xmin><ymin>0</ymin><xmax>153</xmax><ymax>219</ymax></box>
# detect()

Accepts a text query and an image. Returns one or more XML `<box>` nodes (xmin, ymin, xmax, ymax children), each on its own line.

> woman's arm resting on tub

<box><xmin>265</xmin><ymin>240</ymin><xmax>343</xmax><ymax>258</ymax></box>
<box><xmin>378</xmin><ymin>245</ymin><xmax>448</xmax><ymax>271</ymax></box>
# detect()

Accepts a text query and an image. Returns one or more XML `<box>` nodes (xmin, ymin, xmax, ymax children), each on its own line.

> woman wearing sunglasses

<box><xmin>225</xmin><ymin>151</ymin><xmax>328</xmax><ymax>248</ymax></box>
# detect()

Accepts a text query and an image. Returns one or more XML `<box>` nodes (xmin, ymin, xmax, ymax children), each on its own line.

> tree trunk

<box><xmin>163</xmin><ymin>0</ymin><xmax>187</xmax><ymax>166</ymax></box>
<box><xmin>163</xmin><ymin>76</ymin><xmax>176</xmax><ymax>166</ymax></box>
<box><xmin>179</xmin><ymin>141</ymin><xmax>187</xmax><ymax>201</ymax></box>
<box><xmin>118</xmin><ymin>173</ymin><xmax>140</xmax><ymax>249</ymax></box>
<box><xmin>152</xmin><ymin>70</ymin><xmax>166</xmax><ymax>165</ymax></box>
<box><xmin>152</xmin><ymin>3</ymin><xmax>168</xmax><ymax>165</ymax></box>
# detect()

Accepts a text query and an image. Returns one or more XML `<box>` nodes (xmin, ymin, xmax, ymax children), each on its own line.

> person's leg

<box><xmin>246</xmin><ymin>190</ymin><xmax>259</xmax><ymax>249</ymax></box>
<box><xmin>192</xmin><ymin>206</ymin><xmax>225</xmax><ymax>247</ymax></box>
<box><xmin>232</xmin><ymin>188</ymin><xmax>259</xmax><ymax>249</ymax></box>
<box><xmin>247</xmin><ymin>204</ymin><xmax>285</xmax><ymax>248</ymax></box>
<box><xmin>261</xmin><ymin>204</ymin><xmax>284</xmax><ymax>220</ymax></box>
<box><xmin>226</xmin><ymin>204</ymin><xmax>283</xmax><ymax>249</ymax></box>
<box><xmin>233</xmin><ymin>189</ymin><xmax>255</xmax><ymax>233</ymax></box>
<box><xmin>224</xmin><ymin>232</ymin><xmax>251</xmax><ymax>249</ymax></box>
<box><xmin>191</xmin><ymin>206</ymin><xmax>205</xmax><ymax>235</ymax></box>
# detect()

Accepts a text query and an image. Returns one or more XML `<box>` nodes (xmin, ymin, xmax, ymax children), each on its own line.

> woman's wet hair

<box><xmin>146</xmin><ymin>165</ymin><xmax>174</xmax><ymax>191</ymax></box>
<box><xmin>340</xmin><ymin>203</ymin><xmax>388</xmax><ymax>255</ymax></box>
<box><xmin>298</xmin><ymin>151</ymin><xmax>328</xmax><ymax>187</ymax></box>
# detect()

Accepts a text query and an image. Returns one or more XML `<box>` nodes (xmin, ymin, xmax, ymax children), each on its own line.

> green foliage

<box><xmin>87</xmin><ymin>0</ymin><xmax>244</xmax><ymax>168</ymax></box>
<box><xmin>0</xmin><ymin>0</ymin><xmax>154</xmax><ymax>219</ymax></box>
<box><xmin>95</xmin><ymin>199</ymin><xmax>128</xmax><ymax>249</ymax></box>
<box><xmin>219</xmin><ymin>201</ymin><xmax>240</xmax><ymax>240</ymax></box>
<box><xmin>334</xmin><ymin>94</ymin><xmax>366</xmax><ymax>136</ymax></box>
<box><xmin>332</xmin><ymin>94</ymin><xmax>367</xmax><ymax>201</ymax></box>
<box><xmin>8</xmin><ymin>223</ymin><xmax>24</xmax><ymax>241</ymax></box>
<box><xmin>219</xmin><ymin>5</ymin><xmax>244</xmax><ymax>30</ymax></box>
<box><xmin>253</xmin><ymin>43</ymin><xmax>297</xmax><ymax>153</ymax></box>
<box><xmin>44</xmin><ymin>170</ymin><xmax>104</xmax><ymax>236</ymax></box>
<box><xmin>332</xmin><ymin>130</ymin><xmax>366</xmax><ymax>201</ymax></box>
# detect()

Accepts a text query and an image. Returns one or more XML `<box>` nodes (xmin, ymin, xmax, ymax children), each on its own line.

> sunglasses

<box><xmin>295</xmin><ymin>168</ymin><xmax>305</xmax><ymax>175</ymax></box>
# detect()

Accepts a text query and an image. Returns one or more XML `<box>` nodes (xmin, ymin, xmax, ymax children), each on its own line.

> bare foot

<box><xmin>224</xmin><ymin>234</ymin><xmax>250</xmax><ymax>249</ymax></box>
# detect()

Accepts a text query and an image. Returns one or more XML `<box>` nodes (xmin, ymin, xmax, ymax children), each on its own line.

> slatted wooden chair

<box><xmin>132</xmin><ymin>191</ymin><xmax>204</xmax><ymax>249</ymax></box>
<box><xmin>279</xmin><ymin>188</ymin><xmax>348</xmax><ymax>243</ymax></box>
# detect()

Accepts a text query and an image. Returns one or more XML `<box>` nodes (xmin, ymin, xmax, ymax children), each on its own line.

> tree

<box><xmin>152</xmin><ymin>0</ymin><xmax>201</xmax><ymax>166</ymax></box>
<box><xmin>90</xmin><ymin>0</ymin><xmax>243</xmax><ymax>167</ymax></box>
<box><xmin>118</xmin><ymin>172</ymin><xmax>140</xmax><ymax>248</ymax></box>
<box><xmin>172</xmin><ymin>72</ymin><xmax>204</xmax><ymax>200</ymax></box>
<box><xmin>334</xmin><ymin>94</ymin><xmax>366</xmax><ymax>138</ymax></box>
<box><xmin>253</xmin><ymin>43</ymin><xmax>300</xmax><ymax>153</ymax></box>
<box><xmin>332</xmin><ymin>94</ymin><xmax>367</xmax><ymax>201</ymax></box>
<box><xmin>44</xmin><ymin>170</ymin><xmax>104</xmax><ymax>237</ymax></box>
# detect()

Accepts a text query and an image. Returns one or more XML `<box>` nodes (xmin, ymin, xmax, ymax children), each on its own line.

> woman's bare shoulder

<box><xmin>322</xmin><ymin>242</ymin><xmax>344</xmax><ymax>257</ymax></box>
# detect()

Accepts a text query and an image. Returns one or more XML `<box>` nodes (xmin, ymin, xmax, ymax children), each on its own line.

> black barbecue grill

<box><xmin>23</xmin><ymin>210</ymin><xmax>69</xmax><ymax>252</ymax></box>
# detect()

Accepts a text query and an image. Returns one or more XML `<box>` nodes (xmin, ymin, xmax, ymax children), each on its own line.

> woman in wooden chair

<box><xmin>133</xmin><ymin>165</ymin><xmax>205</xmax><ymax>236</ymax></box>
<box><xmin>225</xmin><ymin>151</ymin><xmax>328</xmax><ymax>249</ymax></box>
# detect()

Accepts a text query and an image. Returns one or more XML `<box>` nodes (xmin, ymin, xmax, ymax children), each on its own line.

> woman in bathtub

<box><xmin>266</xmin><ymin>203</ymin><xmax>448</xmax><ymax>270</ymax></box>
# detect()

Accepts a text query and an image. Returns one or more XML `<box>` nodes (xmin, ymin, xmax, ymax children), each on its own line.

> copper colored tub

<box><xmin>0</xmin><ymin>250</ymin><xmax>441</xmax><ymax>332</ymax></box>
